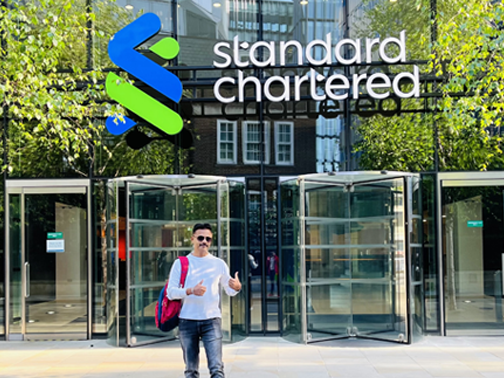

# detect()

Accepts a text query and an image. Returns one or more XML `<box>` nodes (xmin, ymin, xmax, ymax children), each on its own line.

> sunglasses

<box><xmin>196</xmin><ymin>236</ymin><xmax>212</xmax><ymax>243</ymax></box>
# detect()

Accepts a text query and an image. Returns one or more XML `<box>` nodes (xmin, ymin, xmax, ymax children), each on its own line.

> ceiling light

<box><xmin>46</xmin><ymin>311</ymin><xmax>55</xmax><ymax>315</ymax></box>
<box><xmin>300</xmin><ymin>0</ymin><xmax>308</xmax><ymax>4</ymax></box>
<box><xmin>213</xmin><ymin>2</ymin><xmax>221</xmax><ymax>7</ymax></box>
<box><xmin>464</xmin><ymin>300</ymin><xmax>472</xmax><ymax>303</ymax></box>
<box><xmin>390</xmin><ymin>0</ymin><xmax>398</xmax><ymax>2</ymax></box>
<box><xmin>125</xmin><ymin>4</ymin><xmax>134</xmax><ymax>10</ymax></box>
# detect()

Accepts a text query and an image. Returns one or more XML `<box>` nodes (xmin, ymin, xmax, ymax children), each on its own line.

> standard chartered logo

<box><xmin>105</xmin><ymin>13</ymin><xmax>183</xmax><ymax>136</ymax></box>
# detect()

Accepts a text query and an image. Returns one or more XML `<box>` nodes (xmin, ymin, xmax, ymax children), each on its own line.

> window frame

<box><xmin>274</xmin><ymin>121</ymin><xmax>294</xmax><ymax>166</ymax></box>
<box><xmin>242</xmin><ymin>121</ymin><xmax>270</xmax><ymax>165</ymax></box>
<box><xmin>217</xmin><ymin>120</ymin><xmax>238</xmax><ymax>165</ymax></box>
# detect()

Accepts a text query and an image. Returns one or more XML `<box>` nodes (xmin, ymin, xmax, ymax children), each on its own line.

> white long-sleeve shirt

<box><xmin>167</xmin><ymin>253</ymin><xmax>239</xmax><ymax>320</ymax></box>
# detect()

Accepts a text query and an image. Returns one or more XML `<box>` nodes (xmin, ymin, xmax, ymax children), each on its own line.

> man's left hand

<box><xmin>229</xmin><ymin>272</ymin><xmax>242</xmax><ymax>291</ymax></box>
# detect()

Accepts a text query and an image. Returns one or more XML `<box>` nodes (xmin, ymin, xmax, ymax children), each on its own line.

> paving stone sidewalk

<box><xmin>0</xmin><ymin>336</ymin><xmax>503</xmax><ymax>378</ymax></box>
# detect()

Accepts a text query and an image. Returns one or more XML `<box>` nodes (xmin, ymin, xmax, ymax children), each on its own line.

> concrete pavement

<box><xmin>0</xmin><ymin>336</ymin><xmax>504</xmax><ymax>378</ymax></box>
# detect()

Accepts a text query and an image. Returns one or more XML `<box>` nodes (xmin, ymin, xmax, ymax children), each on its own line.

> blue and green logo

<box><xmin>106</xmin><ymin>13</ymin><xmax>183</xmax><ymax>136</ymax></box>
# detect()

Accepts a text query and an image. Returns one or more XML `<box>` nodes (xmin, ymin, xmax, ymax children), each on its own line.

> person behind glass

<box><xmin>167</xmin><ymin>223</ymin><xmax>242</xmax><ymax>378</ymax></box>
<box><xmin>267</xmin><ymin>251</ymin><xmax>279</xmax><ymax>296</ymax></box>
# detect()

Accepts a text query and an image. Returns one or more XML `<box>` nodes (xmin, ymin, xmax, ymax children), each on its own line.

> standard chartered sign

<box><xmin>213</xmin><ymin>31</ymin><xmax>420</xmax><ymax>103</ymax></box>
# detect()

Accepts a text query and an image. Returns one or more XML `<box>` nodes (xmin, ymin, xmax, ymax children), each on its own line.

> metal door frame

<box><xmin>436</xmin><ymin>171</ymin><xmax>504</xmax><ymax>336</ymax></box>
<box><xmin>4</xmin><ymin>179</ymin><xmax>92</xmax><ymax>341</ymax></box>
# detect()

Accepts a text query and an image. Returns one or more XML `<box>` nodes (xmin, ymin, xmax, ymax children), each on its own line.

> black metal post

<box><xmin>431</xmin><ymin>0</ymin><xmax>439</xmax><ymax>173</ymax></box>
<box><xmin>257</xmin><ymin>0</ymin><xmax>268</xmax><ymax>335</ymax></box>
<box><xmin>343</xmin><ymin>0</ymin><xmax>351</xmax><ymax>171</ymax></box>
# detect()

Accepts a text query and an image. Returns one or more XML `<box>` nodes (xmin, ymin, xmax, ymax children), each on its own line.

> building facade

<box><xmin>1</xmin><ymin>0</ymin><xmax>503</xmax><ymax>345</ymax></box>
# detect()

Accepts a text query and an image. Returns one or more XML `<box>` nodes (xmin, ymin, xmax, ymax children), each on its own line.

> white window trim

<box><xmin>217</xmin><ymin>120</ymin><xmax>237</xmax><ymax>165</ymax></box>
<box><xmin>242</xmin><ymin>121</ymin><xmax>270</xmax><ymax>165</ymax></box>
<box><xmin>274</xmin><ymin>121</ymin><xmax>294</xmax><ymax>166</ymax></box>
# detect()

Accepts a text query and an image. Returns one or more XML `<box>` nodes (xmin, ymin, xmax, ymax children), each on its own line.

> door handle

<box><xmin>25</xmin><ymin>262</ymin><xmax>30</xmax><ymax>298</ymax></box>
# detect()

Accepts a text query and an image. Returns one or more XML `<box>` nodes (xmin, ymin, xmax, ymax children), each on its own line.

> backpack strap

<box><xmin>178</xmin><ymin>256</ymin><xmax>189</xmax><ymax>288</ymax></box>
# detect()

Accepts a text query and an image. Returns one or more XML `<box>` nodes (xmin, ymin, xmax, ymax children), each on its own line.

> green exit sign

<box><xmin>467</xmin><ymin>221</ymin><xmax>483</xmax><ymax>228</ymax></box>
<box><xmin>47</xmin><ymin>232</ymin><xmax>63</xmax><ymax>239</ymax></box>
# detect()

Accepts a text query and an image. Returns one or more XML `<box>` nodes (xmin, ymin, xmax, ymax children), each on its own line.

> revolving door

<box><xmin>280</xmin><ymin>172</ymin><xmax>424</xmax><ymax>344</ymax></box>
<box><xmin>106</xmin><ymin>175</ymin><xmax>246</xmax><ymax>347</ymax></box>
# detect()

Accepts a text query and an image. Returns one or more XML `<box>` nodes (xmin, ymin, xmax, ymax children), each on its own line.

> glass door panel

<box><xmin>8</xmin><ymin>194</ymin><xmax>22</xmax><ymax>336</ymax></box>
<box><xmin>25</xmin><ymin>193</ymin><xmax>88</xmax><ymax>340</ymax></box>
<box><xmin>442</xmin><ymin>185</ymin><xmax>504</xmax><ymax>335</ymax></box>
<box><xmin>280</xmin><ymin>179</ymin><xmax>302</xmax><ymax>342</ymax></box>
<box><xmin>305</xmin><ymin>185</ymin><xmax>350</xmax><ymax>341</ymax></box>
<box><xmin>128</xmin><ymin>183</ymin><xmax>178</xmax><ymax>346</ymax></box>
<box><xmin>351</xmin><ymin>179</ymin><xmax>408</xmax><ymax>342</ymax></box>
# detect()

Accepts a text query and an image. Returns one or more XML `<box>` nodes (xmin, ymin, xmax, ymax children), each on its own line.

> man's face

<box><xmin>191</xmin><ymin>229</ymin><xmax>213</xmax><ymax>253</ymax></box>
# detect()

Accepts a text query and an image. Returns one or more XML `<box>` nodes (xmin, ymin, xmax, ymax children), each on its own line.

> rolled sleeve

<box><xmin>167</xmin><ymin>259</ymin><xmax>188</xmax><ymax>300</ymax></box>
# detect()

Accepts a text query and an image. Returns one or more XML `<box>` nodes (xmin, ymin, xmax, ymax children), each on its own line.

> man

<box><xmin>167</xmin><ymin>223</ymin><xmax>241</xmax><ymax>378</ymax></box>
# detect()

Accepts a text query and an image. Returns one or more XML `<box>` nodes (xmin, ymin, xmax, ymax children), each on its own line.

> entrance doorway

<box><xmin>246</xmin><ymin>178</ymin><xmax>280</xmax><ymax>334</ymax></box>
<box><xmin>439</xmin><ymin>173</ymin><xmax>504</xmax><ymax>335</ymax></box>
<box><xmin>280</xmin><ymin>172</ymin><xmax>424</xmax><ymax>344</ymax></box>
<box><xmin>105</xmin><ymin>175</ymin><xmax>247</xmax><ymax>347</ymax></box>
<box><xmin>5</xmin><ymin>180</ymin><xmax>91</xmax><ymax>341</ymax></box>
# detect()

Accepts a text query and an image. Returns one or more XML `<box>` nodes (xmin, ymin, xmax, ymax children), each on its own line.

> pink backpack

<box><xmin>155</xmin><ymin>256</ymin><xmax>189</xmax><ymax>332</ymax></box>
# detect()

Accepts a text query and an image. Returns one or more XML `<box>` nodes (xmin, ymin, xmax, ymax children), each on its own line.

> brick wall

<box><xmin>188</xmin><ymin>117</ymin><xmax>316</xmax><ymax>176</ymax></box>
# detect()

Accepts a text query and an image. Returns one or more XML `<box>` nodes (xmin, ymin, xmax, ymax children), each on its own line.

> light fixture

<box><xmin>390</xmin><ymin>0</ymin><xmax>398</xmax><ymax>2</ymax></box>
<box><xmin>28</xmin><ymin>320</ymin><xmax>36</xmax><ymax>323</ymax></box>
<box><xmin>464</xmin><ymin>300</ymin><xmax>472</xmax><ymax>303</ymax></box>
<box><xmin>300</xmin><ymin>0</ymin><xmax>308</xmax><ymax>4</ymax></box>
<box><xmin>125</xmin><ymin>4</ymin><xmax>134</xmax><ymax>10</ymax></box>
<box><xmin>46</xmin><ymin>311</ymin><xmax>55</xmax><ymax>315</ymax></box>
<box><xmin>213</xmin><ymin>2</ymin><xmax>221</xmax><ymax>7</ymax></box>
<box><xmin>64</xmin><ymin>304</ymin><xmax>73</xmax><ymax>308</ymax></box>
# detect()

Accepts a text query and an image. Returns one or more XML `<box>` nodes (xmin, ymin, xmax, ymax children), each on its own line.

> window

<box><xmin>275</xmin><ymin>122</ymin><xmax>294</xmax><ymax>165</ymax></box>
<box><xmin>217</xmin><ymin>120</ymin><xmax>237</xmax><ymax>164</ymax></box>
<box><xmin>242</xmin><ymin>121</ymin><xmax>270</xmax><ymax>164</ymax></box>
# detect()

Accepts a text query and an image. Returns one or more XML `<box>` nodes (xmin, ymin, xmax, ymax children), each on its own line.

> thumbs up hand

<box><xmin>229</xmin><ymin>272</ymin><xmax>242</xmax><ymax>291</ymax></box>
<box><xmin>193</xmin><ymin>280</ymin><xmax>206</xmax><ymax>296</ymax></box>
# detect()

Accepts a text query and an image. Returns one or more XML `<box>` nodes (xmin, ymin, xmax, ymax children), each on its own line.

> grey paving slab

<box><xmin>0</xmin><ymin>336</ymin><xmax>502</xmax><ymax>377</ymax></box>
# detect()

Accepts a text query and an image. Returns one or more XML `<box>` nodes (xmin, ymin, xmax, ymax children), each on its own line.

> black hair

<box><xmin>193</xmin><ymin>223</ymin><xmax>212</xmax><ymax>234</ymax></box>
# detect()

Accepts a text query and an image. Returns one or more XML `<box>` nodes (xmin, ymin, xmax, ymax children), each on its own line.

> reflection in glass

<box><xmin>25</xmin><ymin>194</ymin><xmax>88</xmax><ymax>338</ymax></box>
<box><xmin>106</xmin><ymin>181</ymin><xmax>119</xmax><ymax>345</ymax></box>
<box><xmin>93</xmin><ymin>180</ymin><xmax>108</xmax><ymax>334</ymax></box>
<box><xmin>280</xmin><ymin>180</ymin><xmax>302</xmax><ymax>342</ymax></box>
<box><xmin>422</xmin><ymin>174</ymin><xmax>439</xmax><ymax>333</ymax></box>
<box><xmin>247</xmin><ymin>179</ymin><xmax>262</xmax><ymax>332</ymax></box>
<box><xmin>443</xmin><ymin>185</ymin><xmax>504</xmax><ymax>335</ymax></box>
<box><xmin>9</xmin><ymin>195</ymin><xmax>22</xmax><ymax>335</ymax></box>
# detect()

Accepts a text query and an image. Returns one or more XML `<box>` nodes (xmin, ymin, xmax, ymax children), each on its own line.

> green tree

<box><xmin>352</xmin><ymin>0</ymin><xmax>435</xmax><ymax>171</ymax></box>
<box><xmin>1</xmin><ymin>0</ymin><xmax>111</xmax><ymax>177</ymax></box>
<box><xmin>1</xmin><ymin>0</ymin><xmax>189</xmax><ymax>178</ymax></box>
<box><xmin>353</xmin><ymin>0</ymin><xmax>504</xmax><ymax>172</ymax></box>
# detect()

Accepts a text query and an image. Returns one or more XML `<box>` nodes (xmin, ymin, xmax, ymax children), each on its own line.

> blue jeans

<box><xmin>178</xmin><ymin>318</ymin><xmax>224</xmax><ymax>378</ymax></box>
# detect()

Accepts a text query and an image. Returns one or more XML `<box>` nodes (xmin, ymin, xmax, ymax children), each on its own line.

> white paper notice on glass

<box><xmin>47</xmin><ymin>239</ymin><xmax>65</xmax><ymax>253</ymax></box>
